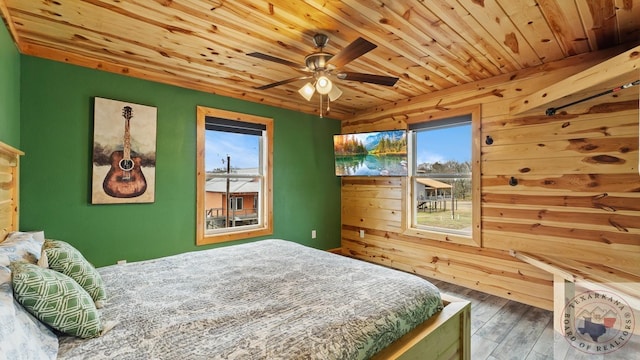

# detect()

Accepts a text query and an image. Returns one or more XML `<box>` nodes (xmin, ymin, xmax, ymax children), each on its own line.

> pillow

<box><xmin>27</xmin><ymin>231</ymin><xmax>50</xmax><ymax>268</ymax></box>
<box><xmin>37</xmin><ymin>250</ymin><xmax>49</xmax><ymax>268</ymax></box>
<box><xmin>0</xmin><ymin>259</ymin><xmax>58</xmax><ymax>359</ymax></box>
<box><xmin>28</xmin><ymin>231</ymin><xmax>46</xmax><ymax>244</ymax></box>
<box><xmin>43</xmin><ymin>239</ymin><xmax>106</xmax><ymax>308</ymax></box>
<box><xmin>9</xmin><ymin>261</ymin><xmax>103</xmax><ymax>339</ymax></box>
<box><xmin>0</xmin><ymin>231</ymin><xmax>45</xmax><ymax>266</ymax></box>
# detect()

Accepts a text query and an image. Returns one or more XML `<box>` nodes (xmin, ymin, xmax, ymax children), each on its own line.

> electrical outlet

<box><xmin>359</xmin><ymin>229</ymin><xmax>365</xmax><ymax>238</ymax></box>
<box><xmin>117</xmin><ymin>260</ymin><xmax>127</xmax><ymax>265</ymax></box>
<box><xmin>311</xmin><ymin>230</ymin><xmax>317</xmax><ymax>239</ymax></box>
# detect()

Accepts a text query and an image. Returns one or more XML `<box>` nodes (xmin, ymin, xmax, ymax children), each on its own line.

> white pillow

<box><xmin>0</xmin><ymin>231</ymin><xmax>45</xmax><ymax>266</ymax></box>
<box><xmin>28</xmin><ymin>231</ymin><xmax>46</xmax><ymax>244</ymax></box>
<box><xmin>29</xmin><ymin>231</ymin><xmax>49</xmax><ymax>268</ymax></box>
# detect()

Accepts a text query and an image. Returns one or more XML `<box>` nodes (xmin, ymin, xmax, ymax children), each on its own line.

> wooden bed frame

<box><xmin>0</xmin><ymin>141</ymin><xmax>471</xmax><ymax>360</ymax></box>
<box><xmin>0</xmin><ymin>141</ymin><xmax>23</xmax><ymax>241</ymax></box>
<box><xmin>374</xmin><ymin>294</ymin><xmax>470</xmax><ymax>359</ymax></box>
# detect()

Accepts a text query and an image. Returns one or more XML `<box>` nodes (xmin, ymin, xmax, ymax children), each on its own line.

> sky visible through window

<box><xmin>416</xmin><ymin>124</ymin><xmax>471</xmax><ymax>165</ymax></box>
<box><xmin>205</xmin><ymin>130</ymin><xmax>259</xmax><ymax>171</ymax></box>
<box><xmin>206</xmin><ymin>126</ymin><xmax>471</xmax><ymax>171</ymax></box>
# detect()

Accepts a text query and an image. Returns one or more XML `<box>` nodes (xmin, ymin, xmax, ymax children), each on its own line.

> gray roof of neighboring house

<box><xmin>205</xmin><ymin>169</ymin><xmax>260</xmax><ymax>193</ymax></box>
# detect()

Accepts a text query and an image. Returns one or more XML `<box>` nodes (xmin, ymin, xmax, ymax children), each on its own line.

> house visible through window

<box><xmin>407</xmin><ymin>110</ymin><xmax>480</xmax><ymax>246</ymax></box>
<box><xmin>196</xmin><ymin>107</ymin><xmax>273</xmax><ymax>245</ymax></box>
<box><xmin>205</xmin><ymin>125</ymin><xmax>261</xmax><ymax>230</ymax></box>
<box><xmin>232</xmin><ymin>197</ymin><xmax>243</xmax><ymax>210</ymax></box>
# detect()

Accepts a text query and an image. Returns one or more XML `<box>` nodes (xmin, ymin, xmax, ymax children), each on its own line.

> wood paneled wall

<box><xmin>340</xmin><ymin>46</ymin><xmax>640</xmax><ymax>310</ymax></box>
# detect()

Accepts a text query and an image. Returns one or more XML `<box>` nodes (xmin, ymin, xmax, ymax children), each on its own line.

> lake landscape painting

<box><xmin>333</xmin><ymin>130</ymin><xmax>408</xmax><ymax>176</ymax></box>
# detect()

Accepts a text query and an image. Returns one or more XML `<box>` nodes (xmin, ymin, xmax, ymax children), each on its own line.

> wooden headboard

<box><xmin>0</xmin><ymin>141</ymin><xmax>24</xmax><ymax>242</ymax></box>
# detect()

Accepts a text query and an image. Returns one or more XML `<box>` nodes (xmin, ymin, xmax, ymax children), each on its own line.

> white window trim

<box><xmin>233</xmin><ymin>197</ymin><xmax>243</xmax><ymax>211</ymax></box>
<box><xmin>403</xmin><ymin>105</ymin><xmax>481</xmax><ymax>247</ymax></box>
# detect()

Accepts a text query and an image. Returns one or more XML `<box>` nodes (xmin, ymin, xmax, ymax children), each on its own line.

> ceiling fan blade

<box><xmin>328</xmin><ymin>37</ymin><xmax>377</xmax><ymax>68</ymax></box>
<box><xmin>255</xmin><ymin>76</ymin><xmax>311</xmax><ymax>90</ymax></box>
<box><xmin>247</xmin><ymin>52</ymin><xmax>303</xmax><ymax>70</ymax></box>
<box><xmin>337</xmin><ymin>72</ymin><xmax>399</xmax><ymax>86</ymax></box>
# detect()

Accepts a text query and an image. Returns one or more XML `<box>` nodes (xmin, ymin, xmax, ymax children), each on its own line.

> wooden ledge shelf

<box><xmin>510</xmin><ymin>45</ymin><xmax>640</xmax><ymax>115</ymax></box>
<box><xmin>510</xmin><ymin>250</ymin><xmax>640</xmax><ymax>334</ymax></box>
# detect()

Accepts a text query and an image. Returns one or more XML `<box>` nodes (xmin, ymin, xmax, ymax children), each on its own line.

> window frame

<box><xmin>403</xmin><ymin>106</ymin><xmax>481</xmax><ymax>247</ymax></box>
<box><xmin>196</xmin><ymin>106</ymin><xmax>273</xmax><ymax>245</ymax></box>
<box><xmin>232</xmin><ymin>197</ymin><xmax>243</xmax><ymax>211</ymax></box>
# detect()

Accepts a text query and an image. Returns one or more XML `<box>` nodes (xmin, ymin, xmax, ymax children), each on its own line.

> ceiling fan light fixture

<box><xmin>251</xmin><ymin>34</ymin><xmax>397</xmax><ymax>116</ymax></box>
<box><xmin>315</xmin><ymin>75</ymin><xmax>332</xmax><ymax>95</ymax></box>
<box><xmin>298</xmin><ymin>82</ymin><xmax>315</xmax><ymax>101</ymax></box>
<box><xmin>328</xmin><ymin>84</ymin><xmax>343</xmax><ymax>101</ymax></box>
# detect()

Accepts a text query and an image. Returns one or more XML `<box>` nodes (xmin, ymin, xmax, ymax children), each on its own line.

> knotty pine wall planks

<box><xmin>340</xmin><ymin>46</ymin><xmax>640</xmax><ymax>310</ymax></box>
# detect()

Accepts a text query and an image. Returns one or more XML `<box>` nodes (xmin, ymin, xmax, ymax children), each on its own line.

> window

<box><xmin>406</xmin><ymin>107</ymin><xmax>480</xmax><ymax>247</ymax></box>
<box><xmin>196</xmin><ymin>107</ymin><xmax>273</xmax><ymax>245</ymax></box>
<box><xmin>232</xmin><ymin>197</ymin><xmax>243</xmax><ymax>211</ymax></box>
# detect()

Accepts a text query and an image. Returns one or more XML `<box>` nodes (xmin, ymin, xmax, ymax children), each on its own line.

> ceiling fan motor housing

<box><xmin>312</xmin><ymin>33</ymin><xmax>329</xmax><ymax>48</ymax></box>
<box><xmin>248</xmin><ymin>33</ymin><xmax>399</xmax><ymax>92</ymax></box>
<box><xmin>304</xmin><ymin>52</ymin><xmax>335</xmax><ymax>72</ymax></box>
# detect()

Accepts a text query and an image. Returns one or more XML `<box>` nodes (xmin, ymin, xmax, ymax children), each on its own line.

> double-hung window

<box><xmin>196</xmin><ymin>107</ymin><xmax>273</xmax><ymax>245</ymax></box>
<box><xmin>407</xmin><ymin>108</ymin><xmax>480</xmax><ymax>246</ymax></box>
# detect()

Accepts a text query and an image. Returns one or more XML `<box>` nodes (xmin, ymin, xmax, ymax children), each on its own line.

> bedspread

<box><xmin>57</xmin><ymin>239</ymin><xmax>442</xmax><ymax>359</ymax></box>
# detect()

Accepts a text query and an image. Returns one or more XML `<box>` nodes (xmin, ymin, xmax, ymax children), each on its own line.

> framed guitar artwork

<box><xmin>91</xmin><ymin>97</ymin><xmax>157</xmax><ymax>204</ymax></box>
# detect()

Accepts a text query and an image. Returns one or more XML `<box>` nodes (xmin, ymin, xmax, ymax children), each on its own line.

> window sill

<box><xmin>197</xmin><ymin>226</ymin><xmax>272</xmax><ymax>246</ymax></box>
<box><xmin>402</xmin><ymin>227</ymin><xmax>480</xmax><ymax>247</ymax></box>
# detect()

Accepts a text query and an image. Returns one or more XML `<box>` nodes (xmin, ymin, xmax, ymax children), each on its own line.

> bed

<box><xmin>0</xmin><ymin>141</ymin><xmax>470</xmax><ymax>359</ymax></box>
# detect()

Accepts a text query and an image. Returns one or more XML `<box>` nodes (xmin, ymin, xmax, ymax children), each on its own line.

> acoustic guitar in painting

<box><xmin>103</xmin><ymin>106</ymin><xmax>147</xmax><ymax>198</ymax></box>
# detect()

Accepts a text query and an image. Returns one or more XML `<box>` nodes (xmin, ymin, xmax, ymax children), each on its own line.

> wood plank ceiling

<box><xmin>1</xmin><ymin>0</ymin><xmax>639</xmax><ymax>120</ymax></box>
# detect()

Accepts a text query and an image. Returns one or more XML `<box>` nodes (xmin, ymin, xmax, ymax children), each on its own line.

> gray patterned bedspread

<box><xmin>57</xmin><ymin>239</ymin><xmax>442</xmax><ymax>359</ymax></box>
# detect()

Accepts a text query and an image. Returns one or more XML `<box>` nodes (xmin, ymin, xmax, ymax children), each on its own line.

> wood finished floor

<box><xmin>425</xmin><ymin>278</ymin><xmax>639</xmax><ymax>360</ymax></box>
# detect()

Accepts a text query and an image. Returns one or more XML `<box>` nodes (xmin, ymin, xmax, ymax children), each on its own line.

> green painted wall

<box><xmin>0</xmin><ymin>23</ymin><xmax>20</xmax><ymax>147</ymax></box>
<box><xmin>19</xmin><ymin>56</ymin><xmax>341</xmax><ymax>267</ymax></box>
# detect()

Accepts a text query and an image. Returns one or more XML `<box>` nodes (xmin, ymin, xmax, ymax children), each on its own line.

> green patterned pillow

<box><xmin>10</xmin><ymin>261</ymin><xmax>102</xmax><ymax>338</ymax></box>
<box><xmin>43</xmin><ymin>239</ymin><xmax>106</xmax><ymax>308</ymax></box>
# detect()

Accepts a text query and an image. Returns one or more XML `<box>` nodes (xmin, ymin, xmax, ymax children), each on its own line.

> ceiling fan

<box><xmin>247</xmin><ymin>33</ymin><xmax>399</xmax><ymax>117</ymax></box>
